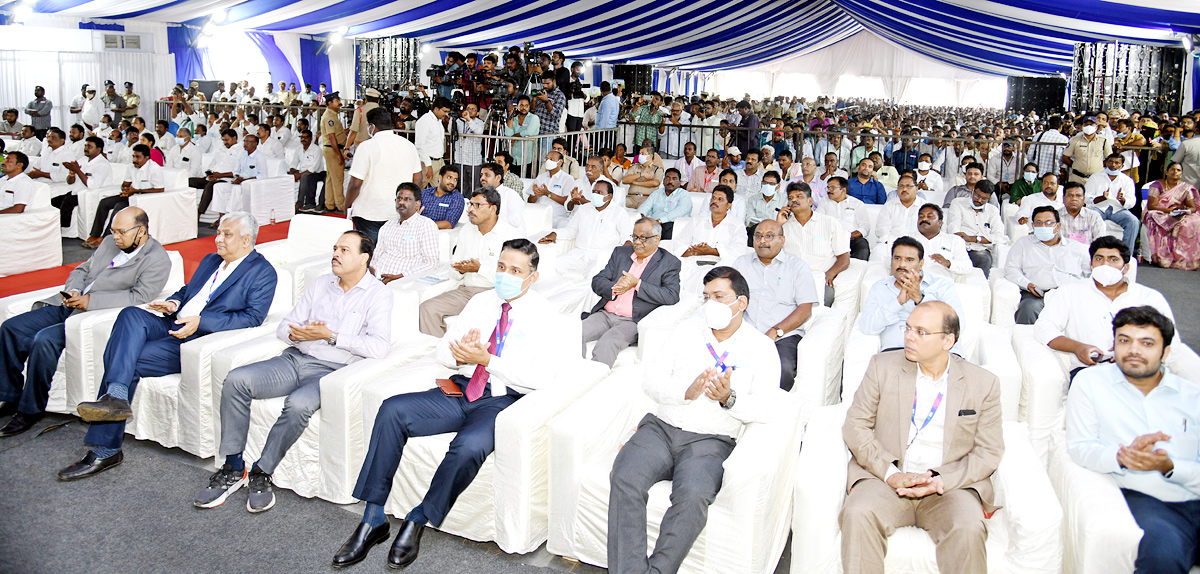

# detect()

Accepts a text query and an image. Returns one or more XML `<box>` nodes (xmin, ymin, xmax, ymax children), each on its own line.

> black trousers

<box><xmin>90</xmin><ymin>195</ymin><xmax>128</xmax><ymax>238</ymax></box>
<box><xmin>51</xmin><ymin>192</ymin><xmax>78</xmax><ymax>227</ymax></box>
<box><xmin>775</xmin><ymin>334</ymin><xmax>803</xmax><ymax>391</ymax></box>
<box><xmin>850</xmin><ymin>236</ymin><xmax>871</xmax><ymax>261</ymax></box>
<box><xmin>297</xmin><ymin>172</ymin><xmax>326</xmax><ymax>208</ymax></box>
<box><xmin>661</xmin><ymin>221</ymin><xmax>675</xmax><ymax>240</ymax></box>
<box><xmin>566</xmin><ymin>115</ymin><xmax>582</xmax><ymax>133</ymax></box>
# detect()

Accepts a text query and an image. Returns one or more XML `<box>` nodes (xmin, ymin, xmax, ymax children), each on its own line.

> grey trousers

<box><xmin>218</xmin><ymin>347</ymin><xmax>346</xmax><ymax>474</ymax></box>
<box><xmin>608</xmin><ymin>413</ymin><xmax>736</xmax><ymax>574</ymax></box>
<box><xmin>966</xmin><ymin>249</ymin><xmax>993</xmax><ymax>279</ymax></box>
<box><xmin>1015</xmin><ymin>289</ymin><xmax>1045</xmax><ymax>325</ymax></box>
<box><xmin>581</xmin><ymin>310</ymin><xmax>638</xmax><ymax>367</ymax></box>
<box><xmin>419</xmin><ymin>285</ymin><xmax>490</xmax><ymax>337</ymax></box>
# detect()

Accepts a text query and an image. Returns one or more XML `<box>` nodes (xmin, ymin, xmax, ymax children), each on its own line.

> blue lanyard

<box><xmin>495</xmin><ymin>318</ymin><xmax>514</xmax><ymax>357</ymax></box>
<box><xmin>705</xmin><ymin>343</ymin><xmax>729</xmax><ymax>372</ymax></box>
<box><xmin>910</xmin><ymin>388</ymin><xmax>944</xmax><ymax>447</ymax></box>
<box><xmin>203</xmin><ymin>266</ymin><xmax>222</xmax><ymax>306</ymax></box>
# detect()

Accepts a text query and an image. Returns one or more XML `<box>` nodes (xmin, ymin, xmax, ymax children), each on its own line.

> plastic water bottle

<box><xmin>270</xmin><ymin>209</ymin><xmax>276</xmax><ymax>225</ymax></box>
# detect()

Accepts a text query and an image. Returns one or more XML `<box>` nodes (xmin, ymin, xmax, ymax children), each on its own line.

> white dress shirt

<box><xmin>734</xmin><ymin>168</ymin><xmax>764</xmax><ymax>198</ymax></box>
<box><xmin>916</xmin><ymin>232</ymin><xmax>972</xmax><ymax>279</ymax></box>
<box><xmin>451</xmin><ymin>220</ymin><xmax>521</xmax><ymax>288</ymax></box>
<box><xmin>495</xmin><ymin>184</ymin><xmax>527</xmax><ymax>232</ymax></box>
<box><xmin>1067</xmin><ymin>364</ymin><xmax>1200</xmax><ymax>503</ymax></box>
<box><xmin>780</xmin><ymin>210</ymin><xmax>849</xmax><ymax>273</ymax></box>
<box><xmin>1004</xmin><ymin>235</ymin><xmax>1090</xmax><ymax>291</ymax></box>
<box><xmin>209</xmin><ymin>143</ymin><xmax>241</xmax><ymax>175</ymax></box>
<box><xmin>414</xmin><ymin>111</ymin><xmax>445</xmax><ymax>166</ymax></box>
<box><xmin>945</xmin><ymin>198</ymin><xmax>1004</xmax><ymax>252</ymax></box>
<box><xmin>348</xmin><ymin>131</ymin><xmax>423</xmax><ymax>222</ymax></box>
<box><xmin>174</xmin><ymin>253</ymin><xmax>249</xmax><ymax>318</ymax></box>
<box><xmin>531</xmin><ymin>169</ymin><xmax>576</xmax><ymax>227</ymax></box>
<box><xmin>258</xmin><ymin>136</ymin><xmax>284</xmax><ymax>160</ymax></box>
<box><xmin>234</xmin><ymin>149</ymin><xmax>263</xmax><ymax>180</ymax></box>
<box><xmin>674</xmin><ymin>156</ymin><xmax>703</xmax><ymax>185</ymax></box>
<box><xmin>684</xmin><ymin>212</ymin><xmax>748</xmax><ymax>259</ymax></box>
<box><xmin>278</xmin><ymin>272</ymin><xmax>393</xmax><ymax>364</ymax></box>
<box><xmin>167</xmin><ymin>141</ymin><xmax>204</xmax><ymax>177</ymax></box>
<box><xmin>557</xmin><ymin>202</ymin><xmax>633</xmax><ymax>251</ymax></box>
<box><xmin>817</xmin><ymin>194</ymin><xmax>871</xmax><ymax>238</ymax></box>
<box><xmin>1034</xmin><ymin>279</ymin><xmax>1174</xmax><ymax>369</ymax></box>
<box><xmin>645</xmin><ymin>317</ymin><xmax>780</xmax><ymax>439</ymax></box>
<box><xmin>1085</xmin><ymin>171</ymin><xmax>1136</xmax><ymax>211</ymax></box>
<box><xmin>1016</xmin><ymin>190</ymin><xmax>1064</xmax><ymax>223</ymax></box>
<box><xmin>130</xmin><ymin>160</ymin><xmax>165</xmax><ymax>190</ymax></box>
<box><xmin>76</xmin><ymin>155</ymin><xmax>114</xmax><ymax>190</ymax></box>
<box><xmin>915</xmin><ymin>170</ymin><xmax>944</xmax><ymax>197</ymax></box>
<box><xmin>292</xmin><ymin>143</ymin><xmax>325</xmax><ymax>174</ymax></box>
<box><xmin>434</xmin><ymin>289</ymin><xmax>569</xmax><ymax>396</ymax></box>
<box><xmin>887</xmin><ymin>365</ymin><xmax>949</xmax><ymax>477</ymax></box>
<box><xmin>874</xmin><ymin>198</ymin><xmax>921</xmax><ymax>244</ymax></box>
<box><xmin>38</xmin><ymin>143</ymin><xmax>77</xmax><ymax>183</ymax></box>
<box><xmin>0</xmin><ymin>172</ymin><xmax>36</xmax><ymax>210</ymax></box>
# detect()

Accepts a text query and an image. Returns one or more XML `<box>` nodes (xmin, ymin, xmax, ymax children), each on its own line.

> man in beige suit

<box><xmin>840</xmin><ymin>301</ymin><xmax>1004</xmax><ymax>574</ymax></box>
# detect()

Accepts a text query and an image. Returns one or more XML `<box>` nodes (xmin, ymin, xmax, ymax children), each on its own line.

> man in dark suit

<box><xmin>57</xmin><ymin>211</ymin><xmax>278</xmax><ymax>481</ymax></box>
<box><xmin>0</xmin><ymin>207</ymin><xmax>171</xmax><ymax>437</ymax></box>
<box><xmin>581</xmin><ymin>217</ymin><xmax>681</xmax><ymax>367</ymax></box>
<box><xmin>840</xmin><ymin>301</ymin><xmax>1004</xmax><ymax>574</ymax></box>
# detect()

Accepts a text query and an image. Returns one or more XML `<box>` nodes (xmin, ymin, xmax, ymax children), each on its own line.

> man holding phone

<box><xmin>0</xmin><ymin>207</ymin><xmax>170</xmax><ymax>437</ymax></box>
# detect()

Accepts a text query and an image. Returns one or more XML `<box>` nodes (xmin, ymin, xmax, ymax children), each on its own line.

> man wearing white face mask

<box><xmin>914</xmin><ymin>153</ymin><xmax>944</xmax><ymax>200</ymax></box>
<box><xmin>622</xmin><ymin>144</ymin><xmax>664</xmax><ymax>210</ymax></box>
<box><xmin>1035</xmin><ymin>236</ymin><xmax>1174</xmax><ymax>381</ymax></box>
<box><xmin>1062</xmin><ymin>115</ymin><xmax>1112</xmax><ymax>185</ymax></box>
<box><xmin>1084</xmin><ymin>153</ymin><xmax>1139</xmax><ymax>253</ymax></box>
<box><xmin>529</xmin><ymin>150</ymin><xmax>576</xmax><ymax>227</ymax></box>
<box><xmin>538</xmin><ymin>180</ymin><xmax>633</xmax><ymax>278</ymax></box>
<box><xmin>744</xmin><ymin>171</ymin><xmax>786</xmax><ymax>246</ymax></box>
<box><xmin>167</xmin><ymin>127</ymin><xmax>204</xmax><ymax>180</ymax></box>
<box><xmin>608</xmin><ymin>266</ymin><xmax>780</xmax><ymax>574</ymax></box>
<box><xmin>945</xmin><ymin>180</ymin><xmax>1004</xmax><ymax>276</ymax></box>
<box><xmin>1005</xmin><ymin>206</ymin><xmax>1091</xmax><ymax>324</ymax></box>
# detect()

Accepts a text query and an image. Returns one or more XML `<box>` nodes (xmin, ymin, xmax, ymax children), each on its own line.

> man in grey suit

<box><xmin>0</xmin><ymin>206</ymin><xmax>171</xmax><ymax>436</ymax></box>
<box><xmin>581</xmin><ymin>217</ymin><xmax>681</xmax><ymax>367</ymax></box>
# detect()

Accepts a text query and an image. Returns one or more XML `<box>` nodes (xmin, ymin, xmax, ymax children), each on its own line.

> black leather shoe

<box><xmin>57</xmin><ymin>450</ymin><xmax>123</xmax><ymax>481</ymax></box>
<box><xmin>76</xmin><ymin>394</ymin><xmax>132</xmax><ymax>422</ymax></box>
<box><xmin>387</xmin><ymin>520</ymin><xmax>424</xmax><ymax>569</ymax></box>
<box><xmin>0</xmin><ymin>411</ymin><xmax>45</xmax><ymax>437</ymax></box>
<box><xmin>0</xmin><ymin>402</ymin><xmax>17</xmax><ymax>419</ymax></box>
<box><xmin>332</xmin><ymin>522</ymin><xmax>391</xmax><ymax>568</ymax></box>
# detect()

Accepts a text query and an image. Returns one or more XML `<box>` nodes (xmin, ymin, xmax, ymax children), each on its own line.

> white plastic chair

<box><xmin>256</xmin><ymin>214</ymin><xmax>354</xmax><ymax>303</ymax></box>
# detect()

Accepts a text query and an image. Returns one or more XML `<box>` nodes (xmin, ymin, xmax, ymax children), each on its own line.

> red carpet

<box><xmin>0</xmin><ymin>221</ymin><xmax>293</xmax><ymax>298</ymax></box>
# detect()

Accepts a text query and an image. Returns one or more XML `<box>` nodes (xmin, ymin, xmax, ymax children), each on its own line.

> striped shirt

<box><xmin>373</xmin><ymin>214</ymin><xmax>439</xmax><ymax>277</ymax></box>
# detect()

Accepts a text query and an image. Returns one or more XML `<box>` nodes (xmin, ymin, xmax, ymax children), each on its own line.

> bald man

<box><xmin>0</xmin><ymin>207</ymin><xmax>171</xmax><ymax>437</ymax></box>
<box><xmin>841</xmin><ymin>301</ymin><xmax>1004</xmax><ymax>574</ymax></box>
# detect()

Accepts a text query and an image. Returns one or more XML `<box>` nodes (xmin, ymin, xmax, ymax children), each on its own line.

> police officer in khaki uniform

<box><xmin>345</xmin><ymin>88</ymin><xmax>381</xmax><ymax>149</ymax></box>
<box><xmin>121</xmin><ymin>82</ymin><xmax>140</xmax><ymax>121</ymax></box>
<box><xmin>321</xmin><ymin>92</ymin><xmax>348</xmax><ymax>211</ymax></box>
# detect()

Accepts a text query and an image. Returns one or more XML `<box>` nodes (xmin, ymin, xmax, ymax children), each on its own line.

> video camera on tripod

<box><xmin>426</xmin><ymin>64</ymin><xmax>464</xmax><ymax>86</ymax></box>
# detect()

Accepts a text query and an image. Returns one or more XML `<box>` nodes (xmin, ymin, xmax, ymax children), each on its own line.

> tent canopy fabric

<box><xmin>7</xmin><ymin>0</ymin><xmax>1199</xmax><ymax>74</ymax></box>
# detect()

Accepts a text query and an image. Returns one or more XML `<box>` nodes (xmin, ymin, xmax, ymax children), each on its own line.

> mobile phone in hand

<box><xmin>60</xmin><ymin>291</ymin><xmax>72</xmax><ymax>300</ymax></box>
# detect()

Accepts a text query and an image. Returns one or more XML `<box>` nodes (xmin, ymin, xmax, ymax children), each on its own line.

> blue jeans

<box><xmin>1122</xmin><ymin>489</ymin><xmax>1200</xmax><ymax>574</ymax></box>
<box><xmin>0</xmin><ymin>304</ymin><xmax>72</xmax><ymax>414</ymax></box>
<box><xmin>1091</xmin><ymin>205</ymin><xmax>1139</xmax><ymax>253</ymax></box>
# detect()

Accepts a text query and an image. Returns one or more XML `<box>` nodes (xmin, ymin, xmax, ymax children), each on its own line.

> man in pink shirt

<box><xmin>687</xmin><ymin>148</ymin><xmax>721</xmax><ymax>195</ymax></box>
<box><xmin>580</xmin><ymin>217</ymin><xmax>682</xmax><ymax>366</ymax></box>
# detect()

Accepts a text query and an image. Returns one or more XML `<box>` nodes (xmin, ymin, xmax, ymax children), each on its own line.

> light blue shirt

<box><xmin>1067</xmin><ymin>363</ymin><xmax>1200</xmax><ymax>503</ymax></box>
<box><xmin>596</xmin><ymin>93</ymin><xmax>620</xmax><ymax>129</ymax></box>
<box><xmin>235</xmin><ymin>149</ymin><xmax>263</xmax><ymax>179</ymax></box>
<box><xmin>638</xmin><ymin>186</ymin><xmax>692</xmax><ymax>224</ymax></box>
<box><xmin>859</xmin><ymin>273</ymin><xmax>964</xmax><ymax>355</ymax></box>
<box><xmin>732</xmin><ymin>252</ymin><xmax>819</xmax><ymax>339</ymax></box>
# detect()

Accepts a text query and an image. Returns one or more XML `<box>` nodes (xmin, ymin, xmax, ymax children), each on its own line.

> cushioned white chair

<box><xmin>240</xmin><ymin>157</ymin><xmax>295</xmax><ymax>226</ymax></box>
<box><xmin>205</xmin><ymin>289</ymin><xmax>433</xmax><ymax>503</ymax></box>
<box><xmin>130</xmin><ymin>167</ymin><xmax>198</xmax><ymax>245</ymax></box>
<box><xmin>792</xmin><ymin>306</ymin><xmax>850</xmax><ymax>407</ymax></box>
<box><xmin>361</xmin><ymin>311</ymin><xmax>610</xmax><ymax>554</ymax></box>
<box><xmin>991</xmin><ymin>262</ymin><xmax>1139</xmax><ymax>328</ymax></box>
<box><xmin>1011</xmin><ymin>324</ymin><xmax>1200</xmax><ymax>463</ymax></box>
<box><xmin>73</xmin><ymin>164</ymin><xmax>131</xmax><ymax>240</ymax></box>
<box><xmin>546</xmin><ymin>364</ymin><xmax>805</xmax><ymax>573</ymax></box>
<box><xmin>0</xmin><ymin>251</ymin><xmax>185</xmax><ymax>414</ymax></box>
<box><xmin>113</xmin><ymin>267</ymin><xmax>293</xmax><ymax>458</ymax></box>
<box><xmin>0</xmin><ymin>181</ymin><xmax>61</xmax><ymax>276</ymax></box>
<box><xmin>791</xmin><ymin>404</ymin><xmax>1063</xmax><ymax>574</ymax></box>
<box><xmin>256</xmin><ymin>214</ymin><xmax>354</xmax><ymax>303</ymax></box>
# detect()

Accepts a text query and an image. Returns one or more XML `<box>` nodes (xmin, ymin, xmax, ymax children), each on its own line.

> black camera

<box><xmin>426</xmin><ymin>64</ymin><xmax>463</xmax><ymax>84</ymax></box>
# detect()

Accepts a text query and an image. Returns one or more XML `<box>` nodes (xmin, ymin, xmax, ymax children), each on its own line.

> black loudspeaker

<box><xmin>1070</xmin><ymin>42</ymin><xmax>1186</xmax><ymax>115</ymax></box>
<box><xmin>1007</xmin><ymin>77</ymin><xmax>1066</xmax><ymax>115</ymax></box>
<box><xmin>613</xmin><ymin>64</ymin><xmax>652</xmax><ymax>96</ymax></box>
<box><xmin>192</xmin><ymin>79</ymin><xmax>220</xmax><ymax>101</ymax></box>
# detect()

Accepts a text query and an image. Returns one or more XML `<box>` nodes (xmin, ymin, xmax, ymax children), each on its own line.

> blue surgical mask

<box><xmin>1104</xmin><ymin>167</ymin><xmax>1121</xmax><ymax>176</ymax></box>
<box><xmin>176</xmin><ymin>136</ymin><xmax>187</xmax><ymax>146</ymax></box>
<box><xmin>1023</xmin><ymin>172</ymin><xmax>1036</xmax><ymax>183</ymax></box>
<box><xmin>1032</xmin><ymin>226</ymin><xmax>1056</xmax><ymax>242</ymax></box>
<box><xmin>590</xmin><ymin>192</ymin><xmax>607</xmax><ymax>208</ymax></box>
<box><xmin>493</xmin><ymin>272</ymin><xmax>527</xmax><ymax>300</ymax></box>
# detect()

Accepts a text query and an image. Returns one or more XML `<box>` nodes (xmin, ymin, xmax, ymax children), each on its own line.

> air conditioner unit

<box><xmin>96</xmin><ymin>32</ymin><xmax>151</xmax><ymax>52</ymax></box>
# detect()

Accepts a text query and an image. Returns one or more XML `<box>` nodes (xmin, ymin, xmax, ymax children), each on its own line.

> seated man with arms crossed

<box><xmin>860</xmin><ymin>236</ymin><xmax>965</xmax><ymax>356</ymax></box>
<box><xmin>608</xmin><ymin>266</ymin><xmax>781</xmax><ymax>574</ymax></box>
<box><xmin>0</xmin><ymin>207</ymin><xmax>170</xmax><ymax>437</ymax></box>
<box><xmin>841</xmin><ymin>301</ymin><xmax>1003</xmax><ymax>574</ymax></box>
<box><xmin>581</xmin><ymin>217</ymin><xmax>681</xmax><ymax>367</ymax></box>
<box><xmin>733</xmin><ymin>219</ymin><xmax>818</xmax><ymax>390</ymax></box>
<box><xmin>59</xmin><ymin>212</ymin><xmax>278</xmax><ymax>480</ymax></box>
<box><xmin>945</xmin><ymin>179</ymin><xmax>1003</xmax><ymax>278</ymax></box>
<box><xmin>1035</xmin><ymin>236</ymin><xmax>1174</xmax><ymax>381</ymax></box>
<box><xmin>914</xmin><ymin>203</ymin><xmax>972</xmax><ymax>281</ymax></box>
<box><xmin>1066</xmin><ymin>306</ymin><xmax>1200</xmax><ymax>574</ymax></box>
<box><xmin>197</xmin><ymin>230</ymin><xmax>391</xmax><ymax>513</ymax></box>
<box><xmin>375</xmin><ymin>183</ymin><xmax>439</xmax><ymax>285</ymax></box>
<box><xmin>333</xmin><ymin>239</ymin><xmax>568</xmax><ymax>568</ymax></box>
<box><xmin>1004</xmin><ymin>205</ymin><xmax>1091</xmax><ymax>325</ymax></box>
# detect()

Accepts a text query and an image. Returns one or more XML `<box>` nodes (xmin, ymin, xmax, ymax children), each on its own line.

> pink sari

<box><xmin>1144</xmin><ymin>180</ymin><xmax>1200</xmax><ymax>270</ymax></box>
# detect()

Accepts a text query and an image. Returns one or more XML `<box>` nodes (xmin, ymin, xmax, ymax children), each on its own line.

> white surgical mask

<box><xmin>1082</xmin><ymin>125</ymin><xmax>1098</xmax><ymax>135</ymax></box>
<box><xmin>1104</xmin><ymin>167</ymin><xmax>1121</xmax><ymax>176</ymax></box>
<box><xmin>590</xmin><ymin>192</ymin><xmax>606</xmax><ymax>207</ymax></box>
<box><xmin>638</xmin><ymin>153</ymin><xmax>650</xmax><ymax>164</ymax></box>
<box><xmin>1023</xmin><ymin>171</ymin><xmax>1036</xmax><ymax>183</ymax></box>
<box><xmin>544</xmin><ymin>159</ymin><xmax>558</xmax><ymax>170</ymax></box>
<box><xmin>760</xmin><ymin>184</ymin><xmax>777</xmax><ymax>197</ymax></box>
<box><xmin>176</xmin><ymin>136</ymin><xmax>187</xmax><ymax>146</ymax></box>
<box><xmin>1091</xmin><ymin>264</ymin><xmax>1124</xmax><ymax>286</ymax></box>
<box><xmin>1032</xmin><ymin>226</ymin><xmax>1056</xmax><ymax>242</ymax></box>
<box><xmin>702</xmin><ymin>299</ymin><xmax>739</xmax><ymax>330</ymax></box>
<box><xmin>971</xmin><ymin>201</ymin><xmax>985</xmax><ymax>211</ymax></box>
<box><xmin>917</xmin><ymin>161</ymin><xmax>931</xmax><ymax>171</ymax></box>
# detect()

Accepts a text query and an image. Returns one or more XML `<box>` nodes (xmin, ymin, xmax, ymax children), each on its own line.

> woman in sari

<box><xmin>1144</xmin><ymin>162</ymin><xmax>1200</xmax><ymax>270</ymax></box>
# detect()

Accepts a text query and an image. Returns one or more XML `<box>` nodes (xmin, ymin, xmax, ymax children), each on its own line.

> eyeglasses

<box><xmin>903</xmin><ymin>325</ymin><xmax>946</xmax><ymax>338</ymax></box>
<box><xmin>110</xmin><ymin>225</ymin><xmax>141</xmax><ymax>236</ymax></box>
<box><xmin>700</xmin><ymin>293</ymin><xmax>739</xmax><ymax>303</ymax></box>
<box><xmin>630</xmin><ymin>234</ymin><xmax>659</xmax><ymax>243</ymax></box>
<box><xmin>752</xmin><ymin>233</ymin><xmax>781</xmax><ymax>241</ymax></box>
<box><xmin>467</xmin><ymin>201</ymin><xmax>491</xmax><ymax>209</ymax></box>
<box><xmin>1031</xmin><ymin>221</ymin><xmax>1057</xmax><ymax>228</ymax></box>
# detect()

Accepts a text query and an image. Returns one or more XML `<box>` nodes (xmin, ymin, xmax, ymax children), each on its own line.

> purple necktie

<box><xmin>465</xmin><ymin>302</ymin><xmax>511</xmax><ymax>402</ymax></box>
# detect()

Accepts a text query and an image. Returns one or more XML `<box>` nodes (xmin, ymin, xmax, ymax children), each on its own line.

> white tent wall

<box><xmin>329</xmin><ymin>40</ymin><xmax>355</xmax><ymax>98</ymax></box>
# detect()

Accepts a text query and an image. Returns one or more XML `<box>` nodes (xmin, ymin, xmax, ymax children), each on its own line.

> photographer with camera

<box><xmin>430</xmin><ymin>52</ymin><xmax>465</xmax><ymax>101</ymax></box>
<box><xmin>455</xmin><ymin>103</ymin><xmax>485</xmax><ymax>195</ymax></box>
<box><xmin>503</xmin><ymin>53</ymin><xmax>528</xmax><ymax>94</ymax></box>
<box><xmin>565</xmin><ymin>60</ymin><xmax>588</xmax><ymax>133</ymax></box>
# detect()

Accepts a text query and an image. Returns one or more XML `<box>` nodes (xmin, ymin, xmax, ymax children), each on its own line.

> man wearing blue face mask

<box><xmin>744</xmin><ymin>170</ymin><xmax>786</xmax><ymax>246</ymax></box>
<box><xmin>945</xmin><ymin>179</ymin><xmax>1004</xmax><ymax>276</ymax></box>
<box><xmin>1004</xmin><ymin>206</ymin><xmax>1091</xmax><ymax>324</ymax></box>
<box><xmin>166</xmin><ymin>127</ymin><xmax>203</xmax><ymax>181</ymax></box>
<box><xmin>1084</xmin><ymin>153</ymin><xmax>1139</xmax><ymax>253</ymax></box>
<box><xmin>334</xmin><ymin>239</ymin><xmax>566</xmax><ymax>569</ymax></box>
<box><xmin>539</xmin><ymin>179</ymin><xmax>633</xmax><ymax>278</ymax></box>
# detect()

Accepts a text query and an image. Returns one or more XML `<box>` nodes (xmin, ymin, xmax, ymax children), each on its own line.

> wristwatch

<box><xmin>327</xmin><ymin>332</ymin><xmax>337</xmax><ymax>346</ymax></box>
<box><xmin>721</xmin><ymin>389</ymin><xmax>737</xmax><ymax>410</ymax></box>
<box><xmin>774</xmin><ymin>328</ymin><xmax>785</xmax><ymax>339</ymax></box>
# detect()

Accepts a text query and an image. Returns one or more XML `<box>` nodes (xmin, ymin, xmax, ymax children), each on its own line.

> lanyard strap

<box><xmin>203</xmin><ymin>266</ymin><xmax>222</xmax><ymax>306</ymax></box>
<box><xmin>495</xmin><ymin>318</ymin><xmax>514</xmax><ymax>357</ymax></box>
<box><xmin>705</xmin><ymin>343</ymin><xmax>729</xmax><ymax>372</ymax></box>
<box><xmin>909</xmin><ymin>389</ymin><xmax>944</xmax><ymax>447</ymax></box>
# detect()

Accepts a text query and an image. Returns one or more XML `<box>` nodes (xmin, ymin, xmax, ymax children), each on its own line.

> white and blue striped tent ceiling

<box><xmin>15</xmin><ymin>0</ymin><xmax>1200</xmax><ymax>74</ymax></box>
